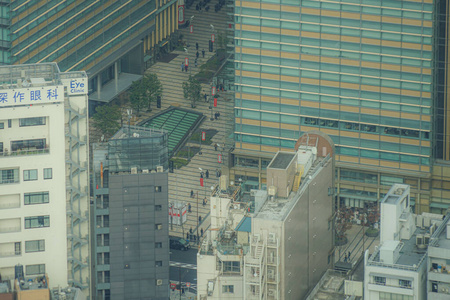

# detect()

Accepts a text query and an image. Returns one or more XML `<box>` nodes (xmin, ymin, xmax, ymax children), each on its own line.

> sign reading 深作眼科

<box><xmin>0</xmin><ymin>85</ymin><xmax>64</xmax><ymax>107</ymax></box>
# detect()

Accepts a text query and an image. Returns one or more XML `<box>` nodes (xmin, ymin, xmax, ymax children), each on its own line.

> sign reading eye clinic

<box><xmin>0</xmin><ymin>85</ymin><xmax>64</xmax><ymax>107</ymax></box>
<box><xmin>61</xmin><ymin>78</ymin><xmax>88</xmax><ymax>95</ymax></box>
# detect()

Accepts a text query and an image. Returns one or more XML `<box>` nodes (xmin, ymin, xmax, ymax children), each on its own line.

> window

<box><xmin>222</xmin><ymin>285</ymin><xmax>234</xmax><ymax>293</ymax></box>
<box><xmin>25</xmin><ymin>215</ymin><xmax>50</xmax><ymax>229</ymax></box>
<box><xmin>0</xmin><ymin>122</ymin><xmax>3</xmax><ymax>129</ymax></box>
<box><xmin>155</xmin><ymin>205</ymin><xmax>162</xmax><ymax>211</ymax></box>
<box><xmin>399</xmin><ymin>279</ymin><xmax>411</xmax><ymax>289</ymax></box>
<box><xmin>25</xmin><ymin>240</ymin><xmax>45</xmax><ymax>253</ymax></box>
<box><xmin>7</xmin><ymin>119</ymin><xmax>11</xmax><ymax>128</ymax></box>
<box><xmin>0</xmin><ymin>168</ymin><xmax>19</xmax><ymax>184</ymax></box>
<box><xmin>11</xmin><ymin>138</ymin><xmax>46</xmax><ymax>151</ymax></box>
<box><xmin>155</xmin><ymin>186</ymin><xmax>162</xmax><ymax>192</ymax></box>
<box><xmin>26</xmin><ymin>264</ymin><xmax>45</xmax><ymax>275</ymax></box>
<box><xmin>374</xmin><ymin>276</ymin><xmax>386</xmax><ymax>285</ymax></box>
<box><xmin>155</xmin><ymin>224</ymin><xmax>162</xmax><ymax>230</ymax></box>
<box><xmin>19</xmin><ymin>117</ymin><xmax>46</xmax><ymax>127</ymax></box>
<box><xmin>43</xmin><ymin>168</ymin><xmax>52</xmax><ymax>179</ymax></box>
<box><xmin>223</xmin><ymin>261</ymin><xmax>240</xmax><ymax>273</ymax></box>
<box><xmin>24</xmin><ymin>192</ymin><xmax>49</xmax><ymax>205</ymax></box>
<box><xmin>23</xmin><ymin>169</ymin><xmax>38</xmax><ymax>181</ymax></box>
<box><xmin>155</xmin><ymin>242</ymin><xmax>162</xmax><ymax>248</ymax></box>
<box><xmin>379</xmin><ymin>292</ymin><xmax>413</xmax><ymax>300</ymax></box>
<box><xmin>155</xmin><ymin>261</ymin><xmax>163</xmax><ymax>267</ymax></box>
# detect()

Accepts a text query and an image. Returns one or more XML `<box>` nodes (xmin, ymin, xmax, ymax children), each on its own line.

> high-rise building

<box><xmin>0</xmin><ymin>0</ymin><xmax>179</xmax><ymax>111</ymax></box>
<box><xmin>231</xmin><ymin>0</ymin><xmax>450</xmax><ymax>213</ymax></box>
<box><xmin>92</xmin><ymin>125</ymin><xmax>169</xmax><ymax>300</ymax></box>
<box><xmin>0</xmin><ymin>63</ymin><xmax>89</xmax><ymax>294</ymax></box>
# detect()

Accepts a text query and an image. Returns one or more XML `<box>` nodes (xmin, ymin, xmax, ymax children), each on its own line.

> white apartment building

<box><xmin>197</xmin><ymin>133</ymin><xmax>335</xmax><ymax>300</ymax></box>
<box><xmin>0</xmin><ymin>63</ymin><xmax>89</xmax><ymax>293</ymax></box>
<box><xmin>364</xmin><ymin>184</ymin><xmax>442</xmax><ymax>300</ymax></box>
<box><xmin>427</xmin><ymin>212</ymin><xmax>450</xmax><ymax>299</ymax></box>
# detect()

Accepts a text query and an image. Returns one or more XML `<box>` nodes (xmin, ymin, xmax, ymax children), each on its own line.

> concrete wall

<box><xmin>108</xmin><ymin>172</ymin><xmax>169</xmax><ymax>300</ymax></box>
<box><xmin>0</xmin><ymin>103</ymin><xmax>68</xmax><ymax>288</ymax></box>
<box><xmin>283</xmin><ymin>157</ymin><xmax>334</xmax><ymax>299</ymax></box>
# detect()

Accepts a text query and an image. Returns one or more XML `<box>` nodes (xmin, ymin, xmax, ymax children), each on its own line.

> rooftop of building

<box><xmin>381</xmin><ymin>184</ymin><xmax>409</xmax><ymax>205</ymax></box>
<box><xmin>15</xmin><ymin>275</ymin><xmax>49</xmax><ymax>291</ymax></box>
<box><xmin>0</xmin><ymin>62</ymin><xmax>86</xmax><ymax>87</ymax></box>
<box><xmin>267</xmin><ymin>152</ymin><xmax>296</xmax><ymax>169</ymax></box>
<box><xmin>51</xmin><ymin>287</ymin><xmax>86</xmax><ymax>300</ymax></box>
<box><xmin>254</xmin><ymin>155</ymin><xmax>330</xmax><ymax>221</ymax></box>
<box><xmin>430</xmin><ymin>212</ymin><xmax>450</xmax><ymax>249</ymax></box>
<box><xmin>305</xmin><ymin>270</ymin><xmax>354</xmax><ymax>300</ymax></box>
<box><xmin>367</xmin><ymin>227</ymin><xmax>428</xmax><ymax>271</ymax></box>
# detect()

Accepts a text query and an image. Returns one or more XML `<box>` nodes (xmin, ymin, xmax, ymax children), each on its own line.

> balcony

<box><xmin>0</xmin><ymin>218</ymin><xmax>21</xmax><ymax>233</ymax></box>
<box><xmin>429</xmin><ymin>270</ymin><xmax>450</xmax><ymax>283</ymax></box>
<box><xmin>0</xmin><ymin>148</ymin><xmax>49</xmax><ymax>158</ymax></box>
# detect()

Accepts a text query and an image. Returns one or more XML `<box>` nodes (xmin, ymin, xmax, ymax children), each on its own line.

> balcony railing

<box><xmin>0</xmin><ymin>251</ymin><xmax>21</xmax><ymax>258</ymax></box>
<box><xmin>0</xmin><ymin>148</ymin><xmax>49</xmax><ymax>157</ymax></box>
<box><xmin>0</xmin><ymin>226</ymin><xmax>21</xmax><ymax>233</ymax></box>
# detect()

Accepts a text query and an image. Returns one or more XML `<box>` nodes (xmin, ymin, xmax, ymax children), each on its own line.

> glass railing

<box><xmin>0</xmin><ymin>148</ymin><xmax>49</xmax><ymax>157</ymax></box>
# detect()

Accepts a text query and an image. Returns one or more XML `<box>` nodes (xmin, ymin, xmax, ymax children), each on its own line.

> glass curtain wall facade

<box><xmin>232</xmin><ymin>0</ymin><xmax>449</xmax><ymax>212</ymax></box>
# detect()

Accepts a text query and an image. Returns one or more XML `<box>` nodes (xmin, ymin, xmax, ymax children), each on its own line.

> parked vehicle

<box><xmin>170</xmin><ymin>237</ymin><xmax>190</xmax><ymax>251</ymax></box>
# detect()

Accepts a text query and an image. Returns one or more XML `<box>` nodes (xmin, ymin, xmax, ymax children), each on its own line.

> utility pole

<box><xmin>196</xmin><ymin>191</ymin><xmax>199</xmax><ymax>244</ymax></box>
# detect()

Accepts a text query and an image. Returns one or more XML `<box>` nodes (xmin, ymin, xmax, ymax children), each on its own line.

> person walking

<box><xmin>181</xmin><ymin>62</ymin><xmax>184</xmax><ymax>72</ymax></box>
<box><xmin>202</xmin><ymin>198</ymin><xmax>206</xmax><ymax>206</ymax></box>
<box><xmin>196</xmin><ymin>42</ymin><xmax>199</xmax><ymax>50</ymax></box>
<box><xmin>204</xmin><ymin>93</ymin><xmax>208</xmax><ymax>102</ymax></box>
<box><xmin>185</xmin><ymin>64</ymin><xmax>188</xmax><ymax>72</ymax></box>
<box><xmin>201</xmin><ymin>228</ymin><xmax>204</xmax><ymax>236</ymax></box>
<box><xmin>189</xmin><ymin>227</ymin><xmax>193</xmax><ymax>234</ymax></box>
<box><xmin>199</xmin><ymin>215</ymin><xmax>202</xmax><ymax>223</ymax></box>
<box><xmin>206</xmin><ymin>169</ymin><xmax>209</xmax><ymax>179</ymax></box>
<box><xmin>214</xmin><ymin>143</ymin><xmax>218</xmax><ymax>151</ymax></box>
<box><xmin>190</xmin><ymin>190</ymin><xmax>194</xmax><ymax>198</ymax></box>
<box><xmin>196</xmin><ymin>51</ymin><xmax>199</xmax><ymax>59</ymax></box>
<box><xmin>202</xmin><ymin>49</ymin><xmax>205</xmax><ymax>57</ymax></box>
<box><xmin>188</xmin><ymin>203</ymin><xmax>192</xmax><ymax>213</ymax></box>
<box><xmin>195</xmin><ymin>60</ymin><xmax>198</xmax><ymax>68</ymax></box>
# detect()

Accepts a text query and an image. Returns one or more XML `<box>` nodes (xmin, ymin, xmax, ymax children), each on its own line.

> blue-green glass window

<box><xmin>341</xmin><ymin>4</ymin><xmax>360</xmax><ymax>12</ymax></box>
<box><xmin>242</xmin><ymin>31</ymin><xmax>260</xmax><ymax>39</ymax></box>
<box><xmin>281</xmin><ymin>44</ymin><xmax>299</xmax><ymax>52</ymax></box>
<box><xmin>361</xmin><ymin>91</ymin><xmax>380</xmax><ymax>101</ymax></box>
<box><xmin>281</xmin><ymin>90</ymin><xmax>299</xmax><ymax>99</ymax></box>
<box><xmin>281</xmin><ymin>35</ymin><xmax>299</xmax><ymax>43</ymax></box>
<box><xmin>281</xmin><ymin>129</ymin><xmax>299</xmax><ymax>138</ymax></box>
<box><xmin>302</xmin><ymin>37</ymin><xmax>320</xmax><ymax>47</ymax></box>
<box><xmin>340</xmin><ymin>111</ymin><xmax>359</xmax><ymax>121</ymax></box>
<box><xmin>302</xmin><ymin>23</ymin><xmax>320</xmax><ymax>32</ymax></box>
<box><xmin>242</xmin><ymin>40</ymin><xmax>260</xmax><ymax>48</ymax></box>
<box><xmin>282</xmin><ymin>58</ymin><xmax>299</xmax><ymax>67</ymax></box>
<box><xmin>321</xmin><ymin>95</ymin><xmax>339</xmax><ymax>104</ymax></box>
<box><xmin>321</xmin><ymin>72</ymin><xmax>339</xmax><ymax>81</ymax></box>
<box><xmin>380</xmin><ymin>152</ymin><xmax>399</xmax><ymax>161</ymax></box>
<box><xmin>261</xmin><ymin>102</ymin><xmax>280</xmax><ymax>112</ymax></box>
<box><xmin>242</xmin><ymin>110</ymin><xmax>260</xmax><ymax>120</ymax></box>
<box><xmin>261</xmin><ymin>33</ymin><xmax>280</xmax><ymax>42</ymax></box>
<box><xmin>261</xmin><ymin>137</ymin><xmax>280</xmax><ymax>146</ymax></box>
<box><xmin>262</xmin><ymin>19</ymin><xmax>280</xmax><ymax>28</ymax></box>
<box><xmin>301</xmin><ymin>0</ymin><xmax>320</xmax><ymax>8</ymax></box>
<box><xmin>303</xmin><ymin>70</ymin><xmax>319</xmax><ymax>79</ymax></box>
<box><xmin>340</xmin><ymin>147</ymin><xmax>359</xmax><ymax>156</ymax></box>
<box><xmin>281</xmin><ymin>114</ymin><xmax>299</xmax><ymax>125</ymax></box>
<box><xmin>283</xmin><ymin>12</ymin><xmax>301</xmax><ymax>20</ymax></box>
<box><xmin>261</xmin><ymin>88</ymin><xmax>279</xmax><ymax>96</ymax></box>
<box><xmin>281</xmin><ymin>21</ymin><xmax>299</xmax><ymax>30</ymax></box>
<box><xmin>361</xmin><ymin>54</ymin><xmax>379</xmax><ymax>62</ymax></box>
<box><xmin>361</xmin><ymin>114</ymin><xmax>379</xmax><ymax>124</ymax></box>
<box><xmin>401</xmin><ymin>105</ymin><xmax>420</xmax><ymax>113</ymax></box>
<box><xmin>401</xmin><ymin>144</ymin><xmax>420</xmax><ymax>154</ymax></box>
<box><xmin>261</xmin><ymin>8</ymin><xmax>280</xmax><ymax>18</ymax></box>
<box><xmin>322</xmin><ymin>25</ymin><xmax>340</xmax><ymax>35</ymax></box>
<box><xmin>241</xmin><ymin>54</ymin><xmax>259</xmax><ymax>63</ymax></box>
<box><xmin>241</xmin><ymin>100</ymin><xmax>260</xmax><ymax>109</ymax></box>
<box><xmin>263</xmin><ymin>56</ymin><xmax>280</xmax><ymax>65</ymax></box>
<box><xmin>261</xmin><ymin>127</ymin><xmax>280</xmax><ymax>137</ymax></box>
<box><xmin>242</xmin><ymin>135</ymin><xmax>260</xmax><ymax>144</ymax></box>
<box><xmin>281</xmin><ymin>67</ymin><xmax>299</xmax><ymax>76</ymax></box>
<box><xmin>341</xmin><ymin>28</ymin><xmax>360</xmax><ymax>37</ymax></box>
<box><xmin>262</xmin><ymin>112</ymin><xmax>280</xmax><ymax>122</ymax></box>
<box><xmin>301</xmin><ymin>47</ymin><xmax>317</xmax><ymax>55</ymax></box>
<box><xmin>281</xmin><ymin>139</ymin><xmax>296</xmax><ymax>148</ymax></box>
<box><xmin>363</xmin><ymin>30</ymin><xmax>381</xmax><ymax>39</ymax></box>
<box><xmin>402</xmin><ymin>82</ymin><xmax>421</xmax><ymax>91</ymax></box>
<box><xmin>242</xmin><ymin>63</ymin><xmax>260</xmax><ymax>72</ymax></box>
<box><xmin>382</xmin><ymin>142</ymin><xmax>400</xmax><ymax>152</ymax></box>
<box><xmin>281</xmin><ymin>81</ymin><xmax>300</xmax><ymax>90</ymax></box>
<box><xmin>340</xmin><ymin>137</ymin><xmax>359</xmax><ymax>147</ymax></box>
<box><xmin>243</xmin><ymin>77</ymin><xmax>260</xmax><ymax>86</ymax></box>
<box><xmin>242</xmin><ymin>17</ymin><xmax>260</xmax><ymax>25</ymax></box>
<box><xmin>361</xmin><ymin>149</ymin><xmax>379</xmax><ymax>159</ymax></box>
<box><xmin>262</xmin><ymin>65</ymin><xmax>280</xmax><ymax>74</ymax></box>
<box><xmin>421</xmin><ymin>157</ymin><xmax>430</xmax><ymax>165</ymax></box>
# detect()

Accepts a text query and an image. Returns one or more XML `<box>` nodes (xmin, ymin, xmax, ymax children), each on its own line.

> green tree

<box><xmin>216</xmin><ymin>30</ymin><xmax>229</xmax><ymax>50</ymax></box>
<box><xmin>93</xmin><ymin>104</ymin><xmax>121</xmax><ymax>137</ymax></box>
<box><xmin>129</xmin><ymin>79</ymin><xmax>147</xmax><ymax>116</ymax></box>
<box><xmin>182</xmin><ymin>75</ymin><xmax>202</xmax><ymax>108</ymax></box>
<box><xmin>143</xmin><ymin>73</ymin><xmax>163</xmax><ymax>111</ymax></box>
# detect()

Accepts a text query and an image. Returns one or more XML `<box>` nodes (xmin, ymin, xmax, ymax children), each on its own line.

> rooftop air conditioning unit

<box><xmin>157</xmin><ymin>166</ymin><xmax>164</xmax><ymax>172</ymax></box>
<box><xmin>156</xmin><ymin>279</ymin><xmax>163</xmax><ymax>286</ymax></box>
<box><xmin>424</xmin><ymin>234</ymin><xmax>430</xmax><ymax>245</ymax></box>
<box><xmin>268</xmin><ymin>270</ymin><xmax>275</xmax><ymax>280</ymax></box>
<box><xmin>268</xmin><ymin>289</ymin><xmax>276</xmax><ymax>297</ymax></box>
<box><xmin>142</xmin><ymin>169</ymin><xmax>149</xmax><ymax>173</ymax></box>
<box><xmin>131</xmin><ymin>167</ymin><xmax>138</xmax><ymax>174</ymax></box>
<box><xmin>268</xmin><ymin>186</ymin><xmax>277</xmax><ymax>196</ymax></box>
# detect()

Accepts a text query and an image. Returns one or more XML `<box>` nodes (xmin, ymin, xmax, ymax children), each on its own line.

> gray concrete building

<box><xmin>92</xmin><ymin>126</ymin><xmax>169</xmax><ymax>300</ymax></box>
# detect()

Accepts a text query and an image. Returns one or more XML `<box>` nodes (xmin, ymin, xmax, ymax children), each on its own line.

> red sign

<box><xmin>200</xmin><ymin>177</ymin><xmax>204</xmax><ymax>187</ymax></box>
<box><xmin>214</xmin><ymin>98</ymin><xmax>217</xmax><ymax>107</ymax></box>
<box><xmin>211</xmin><ymin>34</ymin><xmax>215</xmax><ymax>43</ymax></box>
<box><xmin>178</xmin><ymin>5</ymin><xmax>185</xmax><ymax>24</ymax></box>
<box><xmin>201</xmin><ymin>131</ymin><xmax>206</xmax><ymax>141</ymax></box>
<box><xmin>186</xmin><ymin>282</ymin><xmax>191</xmax><ymax>287</ymax></box>
<box><xmin>218</xmin><ymin>154</ymin><xmax>222</xmax><ymax>163</ymax></box>
<box><xmin>185</xmin><ymin>57</ymin><xmax>189</xmax><ymax>66</ymax></box>
<box><xmin>170</xmin><ymin>283</ymin><xmax>177</xmax><ymax>289</ymax></box>
<box><xmin>212</xmin><ymin>86</ymin><xmax>216</xmax><ymax>95</ymax></box>
<box><xmin>190</xmin><ymin>25</ymin><xmax>194</xmax><ymax>33</ymax></box>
